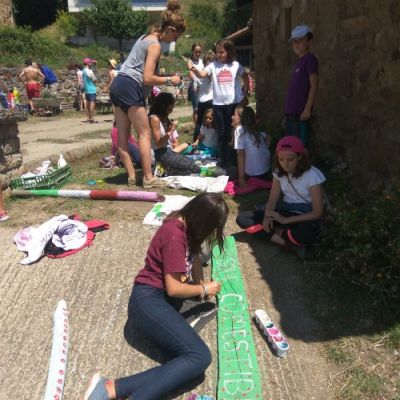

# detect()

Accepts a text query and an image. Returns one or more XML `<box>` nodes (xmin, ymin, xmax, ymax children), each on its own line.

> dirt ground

<box><xmin>17</xmin><ymin>106</ymin><xmax>194</xmax><ymax>166</ymax></box>
<box><xmin>0</xmin><ymin>112</ymin><xmax>337</xmax><ymax>399</ymax></box>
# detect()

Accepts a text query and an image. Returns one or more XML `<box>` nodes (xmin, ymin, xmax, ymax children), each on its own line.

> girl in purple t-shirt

<box><xmin>285</xmin><ymin>25</ymin><xmax>319</xmax><ymax>146</ymax></box>
<box><xmin>83</xmin><ymin>193</ymin><xmax>228</xmax><ymax>400</ymax></box>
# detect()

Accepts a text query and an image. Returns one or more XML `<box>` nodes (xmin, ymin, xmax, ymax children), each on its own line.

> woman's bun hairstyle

<box><xmin>161</xmin><ymin>0</ymin><xmax>186</xmax><ymax>33</ymax></box>
<box><xmin>167</xmin><ymin>0</ymin><xmax>181</xmax><ymax>12</ymax></box>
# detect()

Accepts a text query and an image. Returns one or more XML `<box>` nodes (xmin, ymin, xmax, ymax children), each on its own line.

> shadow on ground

<box><xmin>231</xmin><ymin>190</ymin><xmax>400</xmax><ymax>343</ymax></box>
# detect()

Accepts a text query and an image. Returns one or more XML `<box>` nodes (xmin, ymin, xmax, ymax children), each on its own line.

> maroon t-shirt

<box><xmin>135</xmin><ymin>218</ymin><xmax>193</xmax><ymax>290</ymax></box>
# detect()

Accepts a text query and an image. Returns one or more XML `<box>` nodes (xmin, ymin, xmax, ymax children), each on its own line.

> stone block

<box><xmin>1</xmin><ymin>137</ymin><xmax>20</xmax><ymax>154</ymax></box>
<box><xmin>0</xmin><ymin>152</ymin><xmax>23</xmax><ymax>173</ymax></box>
<box><xmin>0</xmin><ymin>122</ymin><xmax>19</xmax><ymax>138</ymax></box>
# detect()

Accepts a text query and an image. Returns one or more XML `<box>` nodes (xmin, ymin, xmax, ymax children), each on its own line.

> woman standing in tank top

<box><xmin>110</xmin><ymin>0</ymin><xmax>185</xmax><ymax>189</ymax></box>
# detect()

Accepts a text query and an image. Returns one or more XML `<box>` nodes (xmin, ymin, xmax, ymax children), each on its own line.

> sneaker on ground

<box><xmin>0</xmin><ymin>211</ymin><xmax>9</xmax><ymax>222</ymax></box>
<box><xmin>180</xmin><ymin>299</ymin><xmax>218</xmax><ymax>333</ymax></box>
<box><xmin>83</xmin><ymin>373</ymin><xmax>109</xmax><ymax>400</ymax></box>
<box><xmin>143</xmin><ymin>176</ymin><xmax>167</xmax><ymax>189</ymax></box>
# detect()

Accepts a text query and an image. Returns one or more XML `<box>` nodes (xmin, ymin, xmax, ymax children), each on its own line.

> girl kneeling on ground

<box><xmin>84</xmin><ymin>193</ymin><xmax>227</xmax><ymax>400</ymax></box>
<box><xmin>192</xmin><ymin>108</ymin><xmax>219</xmax><ymax>157</ymax></box>
<box><xmin>236</xmin><ymin>136</ymin><xmax>325</xmax><ymax>257</ymax></box>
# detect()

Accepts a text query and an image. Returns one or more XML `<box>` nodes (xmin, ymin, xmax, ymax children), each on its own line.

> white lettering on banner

<box><xmin>220</xmin><ymin>313</ymin><xmax>246</xmax><ymax>327</ymax></box>
<box><xmin>222</xmin><ymin>329</ymin><xmax>247</xmax><ymax>340</ymax></box>
<box><xmin>223</xmin><ymin>339</ymin><xmax>249</xmax><ymax>352</ymax></box>
<box><xmin>220</xmin><ymin>293</ymin><xmax>245</xmax><ymax>313</ymax></box>
<box><xmin>224</xmin><ymin>377</ymin><xmax>255</xmax><ymax>395</ymax></box>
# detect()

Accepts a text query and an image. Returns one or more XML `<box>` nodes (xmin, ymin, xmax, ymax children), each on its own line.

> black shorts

<box><xmin>110</xmin><ymin>74</ymin><xmax>145</xmax><ymax>113</ymax></box>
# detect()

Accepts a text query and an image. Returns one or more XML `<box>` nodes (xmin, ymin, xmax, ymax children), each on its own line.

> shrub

<box><xmin>312</xmin><ymin>175</ymin><xmax>400</xmax><ymax>302</ymax></box>
<box><xmin>0</xmin><ymin>26</ymin><xmax>118</xmax><ymax>69</ymax></box>
<box><xmin>56</xmin><ymin>10</ymin><xmax>80</xmax><ymax>40</ymax></box>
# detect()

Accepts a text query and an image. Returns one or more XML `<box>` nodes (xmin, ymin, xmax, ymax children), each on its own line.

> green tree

<box><xmin>56</xmin><ymin>10</ymin><xmax>80</xmax><ymax>41</ymax></box>
<box><xmin>186</xmin><ymin>2</ymin><xmax>222</xmax><ymax>51</ymax></box>
<box><xmin>221</xmin><ymin>0</ymin><xmax>252</xmax><ymax>36</ymax></box>
<box><xmin>83</xmin><ymin>0</ymin><xmax>149</xmax><ymax>51</ymax></box>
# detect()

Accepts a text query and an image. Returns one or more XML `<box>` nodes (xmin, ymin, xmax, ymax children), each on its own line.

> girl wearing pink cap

<box><xmin>236</xmin><ymin>136</ymin><xmax>325</xmax><ymax>259</ymax></box>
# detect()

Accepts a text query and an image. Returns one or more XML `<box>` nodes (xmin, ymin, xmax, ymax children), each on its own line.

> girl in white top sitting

<box><xmin>232</xmin><ymin>106</ymin><xmax>271</xmax><ymax>188</ymax></box>
<box><xmin>149</xmin><ymin>92</ymin><xmax>202</xmax><ymax>175</ymax></box>
<box><xmin>236</xmin><ymin>136</ymin><xmax>325</xmax><ymax>256</ymax></box>
<box><xmin>192</xmin><ymin>108</ymin><xmax>219</xmax><ymax>157</ymax></box>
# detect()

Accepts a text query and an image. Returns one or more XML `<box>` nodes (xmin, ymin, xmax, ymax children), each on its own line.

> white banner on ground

<box><xmin>43</xmin><ymin>300</ymin><xmax>69</xmax><ymax>400</ymax></box>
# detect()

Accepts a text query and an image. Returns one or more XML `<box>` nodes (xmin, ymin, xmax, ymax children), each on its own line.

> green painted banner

<box><xmin>212</xmin><ymin>236</ymin><xmax>263</xmax><ymax>400</ymax></box>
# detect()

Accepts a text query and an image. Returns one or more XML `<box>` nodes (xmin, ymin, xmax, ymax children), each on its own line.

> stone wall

<box><xmin>0</xmin><ymin>0</ymin><xmax>13</xmax><ymax>25</ymax></box>
<box><xmin>252</xmin><ymin>0</ymin><xmax>400</xmax><ymax>187</ymax></box>
<box><xmin>0</xmin><ymin>118</ymin><xmax>23</xmax><ymax>187</ymax></box>
<box><xmin>0</xmin><ymin>67</ymin><xmax>189</xmax><ymax>104</ymax></box>
<box><xmin>0</xmin><ymin>68</ymin><xmax>112</xmax><ymax>104</ymax></box>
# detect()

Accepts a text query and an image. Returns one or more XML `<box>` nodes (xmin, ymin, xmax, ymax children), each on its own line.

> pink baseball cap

<box><xmin>276</xmin><ymin>136</ymin><xmax>305</xmax><ymax>154</ymax></box>
<box><xmin>83</xmin><ymin>57</ymin><xmax>96</xmax><ymax>65</ymax></box>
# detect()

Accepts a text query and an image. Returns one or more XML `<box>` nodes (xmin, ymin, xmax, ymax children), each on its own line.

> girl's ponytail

<box><xmin>237</xmin><ymin>106</ymin><xmax>262</xmax><ymax>146</ymax></box>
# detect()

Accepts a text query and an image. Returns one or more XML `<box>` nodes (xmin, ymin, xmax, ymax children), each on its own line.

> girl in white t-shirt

<box><xmin>188</xmin><ymin>43</ymin><xmax>204</xmax><ymax>124</ymax></box>
<box><xmin>192</xmin><ymin>108</ymin><xmax>219</xmax><ymax>157</ymax></box>
<box><xmin>236</xmin><ymin>136</ymin><xmax>325</xmax><ymax>257</ymax></box>
<box><xmin>232</xmin><ymin>106</ymin><xmax>271</xmax><ymax>188</ymax></box>
<box><xmin>193</xmin><ymin>51</ymin><xmax>214</xmax><ymax>141</ymax></box>
<box><xmin>188</xmin><ymin>39</ymin><xmax>249</xmax><ymax>167</ymax></box>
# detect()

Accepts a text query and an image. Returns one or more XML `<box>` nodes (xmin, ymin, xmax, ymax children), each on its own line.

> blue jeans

<box><xmin>115</xmin><ymin>284</ymin><xmax>212</xmax><ymax>400</ymax></box>
<box><xmin>128</xmin><ymin>141</ymin><xmax>141</xmax><ymax>166</ymax></box>
<box><xmin>213</xmin><ymin>103</ymin><xmax>237</xmax><ymax>167</ymax></box>
<box><xmin>285</xmin><ymin>114</ymin><xmax>310</xmax><ymax>146</ymax></box>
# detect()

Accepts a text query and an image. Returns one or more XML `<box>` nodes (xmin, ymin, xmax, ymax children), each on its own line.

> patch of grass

<box><xmin>342</xmin><ymin>367</ymin><xmax>386</xmax><ymax>399</ymax></box>
<box><xmin>326</xmin><ymin>343</ymin><xmax>351</xmax><ymax>365</ymax></box>
<box><xmin>384</xmin><ymin>322</ymin><xmax>400</xmax><ymax>349</ymax></box>
<box><xmin>177</xmin><ymin>115</ymin><xmax>194</xmax><ymax>124</ymax></box>
<box><xmin>74</xmin><ymin>129</ymin><xmax>110</xmax><ymax>140</ymax></box>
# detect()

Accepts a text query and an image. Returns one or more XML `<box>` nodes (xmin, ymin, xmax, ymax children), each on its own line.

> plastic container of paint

<box><xmin>254</xmin><ymin>309</ymin><xmax>289</xmax><ymax>357</ymax></box>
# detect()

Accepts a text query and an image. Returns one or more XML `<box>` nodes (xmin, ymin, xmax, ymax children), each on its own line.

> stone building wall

<box><xmin>0</xmin><ymin>0</ymin><xmax>13</xmax><ymax>25</ymax></box>
<box><xmin>252</xmin><ymin>0</ymin><xmax>400</xmax><ymax>187</ymax></box>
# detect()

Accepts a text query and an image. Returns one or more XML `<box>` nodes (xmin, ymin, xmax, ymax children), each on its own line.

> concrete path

<box><xmin>0</xmin><ymin>105</ymin><xmax>336</xmax><ymax>399</ymax></box>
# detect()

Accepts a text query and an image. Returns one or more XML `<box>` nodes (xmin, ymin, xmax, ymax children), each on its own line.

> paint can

<box><xmin>254</xmin><ymin>309</ymin><xmax>289</xmax><ymax>357</ymax></box>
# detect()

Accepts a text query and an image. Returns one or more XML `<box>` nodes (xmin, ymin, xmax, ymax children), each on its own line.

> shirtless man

<box><xmin>19</xmin><ymin>59</ymin><xmax>45</xmax><ymax>111</ymax></box>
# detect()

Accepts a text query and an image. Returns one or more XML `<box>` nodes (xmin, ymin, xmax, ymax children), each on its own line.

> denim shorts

<box><xmin>110</xmin><ymin>74</ymin><xmax>145</xmax><ymax>113</ymax></box>
<box><xmin>85</xmin><ymin>93</ymin><xmax>96</xmax><ymax>102</ymax></box>
<box><xmin>188</xmin><ymin>86</ymin><xmax>199</xmax><ymax>110</ymax></box>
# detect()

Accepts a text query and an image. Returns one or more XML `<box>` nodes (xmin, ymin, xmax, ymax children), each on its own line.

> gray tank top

<box><xmin>119</xmin><ymin>34</ymin><xmax>159</xmax><ymax>92</ymax></box>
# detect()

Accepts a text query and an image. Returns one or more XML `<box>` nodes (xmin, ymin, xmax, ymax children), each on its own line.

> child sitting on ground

<box><xmin>232</xmin><ymin>106</ymin><xmax>271</xmax><ymax>188</ymax></box>
<box><xmin>192</xmin><ymin>108</ymin><xmax>219</xmax><ymax>158</ymax></box>
<box><xmin>236</xmin><ymin>136</ymin><xmax>325</xmax><ymax>259</ymax></box>
<box><xmin>149</xmin><ymin>92</ymin><xmax>201</xmax><ymax>175</ymax></box>
<box><xmin>168</xmin><ymin>121</ymin><xmax>192</xmax><ymax>154</ymax></box>
<box><xmin>0</xmin><ymin>181</ymin><xmax>9</xmax><ymax>221</ymax></box>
